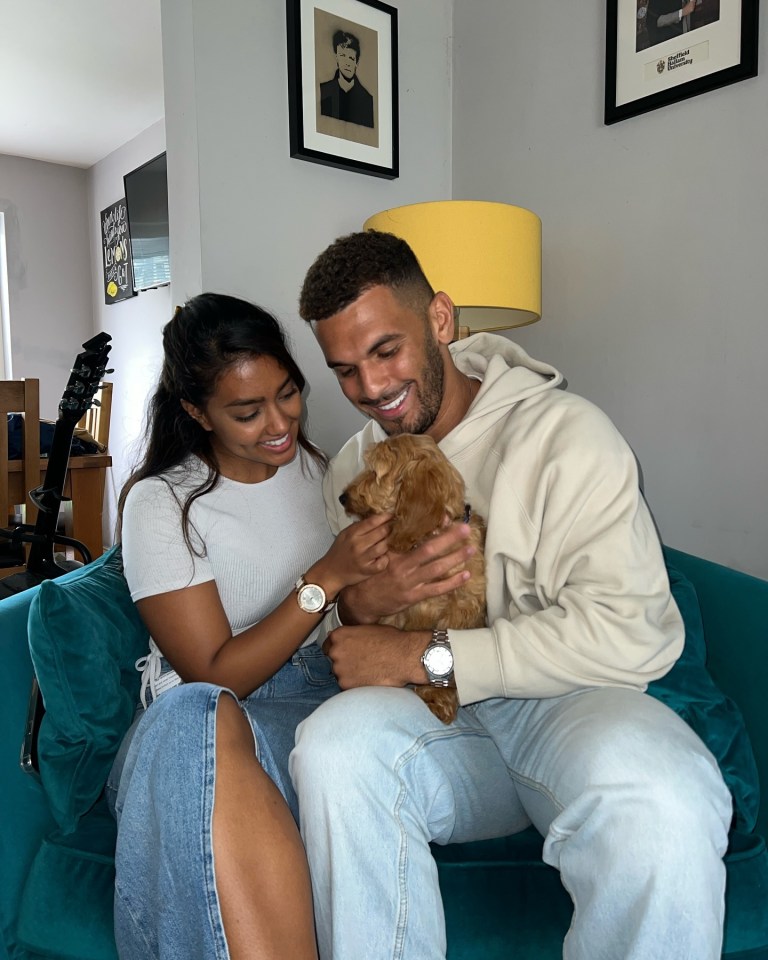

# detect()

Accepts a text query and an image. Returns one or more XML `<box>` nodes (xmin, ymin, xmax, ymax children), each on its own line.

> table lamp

<box><xmin>363</xmin><ymin>200</ymin><xmax>541</xmax><ymax>339</ymax></box>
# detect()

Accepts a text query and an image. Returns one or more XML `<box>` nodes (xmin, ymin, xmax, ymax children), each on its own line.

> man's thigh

<box><xmin>471</xmin><ymin>686</ymin><xmax>727</xmax><ymax>838</ymax></box>
<box><xmin>294</xmin><ymin>686</ymin><xmax>532</xmax><ymax>845</ymax></box>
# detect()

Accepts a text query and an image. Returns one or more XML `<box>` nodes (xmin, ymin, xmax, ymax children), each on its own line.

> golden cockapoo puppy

<box><xmin>341</xmin><ymin>434</ymin><xmax>486</xmax><ymax>723</ymax></box>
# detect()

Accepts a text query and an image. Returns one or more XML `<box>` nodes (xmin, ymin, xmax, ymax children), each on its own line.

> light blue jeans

<box><xmin>106</xmin><ymin>643</ymin><xmax>339</xmax><ymax>960</ymax></box>
<box><xmin>290</xmin><ymin>685</ymin><xmax>733</xmax><ymax>960</ymax></box>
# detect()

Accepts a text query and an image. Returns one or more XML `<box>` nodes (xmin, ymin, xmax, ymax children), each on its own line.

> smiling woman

<box><xmin>108</xmin><ymin>292</ymin><xmax>391</xmax><ymax>960</ymax></box>
<box><xmin>180</xmin><ymin>354</ymin><xmax>304</xmax><ymax>483</ymax></box>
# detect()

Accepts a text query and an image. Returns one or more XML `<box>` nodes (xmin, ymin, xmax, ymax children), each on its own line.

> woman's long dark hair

<box><xmin>118</xmin><ymin>293</ymin><xmax>326</xmax><ymax>548</ymax></box>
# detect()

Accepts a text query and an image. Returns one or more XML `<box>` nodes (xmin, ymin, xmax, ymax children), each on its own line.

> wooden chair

<box><xmin>76</xmin><ymin>380</ymin><xmax>112</xmax><ymax>451</ymax></box>
<box><xmin>0</xmin><ymin>379</ymin><xmax>40</xmax><ymax>574</ymax></box>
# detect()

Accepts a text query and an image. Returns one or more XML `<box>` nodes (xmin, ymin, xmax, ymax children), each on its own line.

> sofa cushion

<box><xmin>27</xmin><ymin>545</ymin><xmax>149</xmax><ymax>835</ymax></box>
<box><xmin>0</xmin><ymin>584</ymin><xmax>58</xmax><ymax>958</ymax></box>
<box><xmin>16</xmin><ymin>798</ymin><xmax>118</xmax><ymax>960</ymax></box>
<box><xmin>433</xmin><ymin>826</ymin><xmax>768</xmax><ymax>959</ymax></box>
<box><xmin>649</xmin><ymin>557</ymin><xmax>761</xmax><ymax>833</ymax></box>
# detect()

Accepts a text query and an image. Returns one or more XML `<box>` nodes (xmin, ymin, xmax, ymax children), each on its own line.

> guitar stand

<box><xmin>0</xmin><ymin>526</ymin><xmax>93</xmax><ymax>600</ymax></box>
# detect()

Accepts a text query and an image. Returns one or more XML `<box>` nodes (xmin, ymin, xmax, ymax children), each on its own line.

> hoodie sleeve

<box><xmin>321</xmin><ymin>427</ymin><xmax>376</xmax><ymax>535</ymax></box>
<box><xmin>451</xmin><ymin>399</ymin><xmax>684</xmax><ymax>704</ymax></box>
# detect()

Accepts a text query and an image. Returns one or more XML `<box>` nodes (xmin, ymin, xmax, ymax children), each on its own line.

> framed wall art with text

<box><xmin>605</xmin><ymin>0</ymin><xmax>758</xmax><ymax>124</ymax></box>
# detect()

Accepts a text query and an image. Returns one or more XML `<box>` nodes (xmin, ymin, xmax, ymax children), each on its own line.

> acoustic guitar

<box><xmin>0</xmin><ymin>332</ymin><xmax>112</xmax><ymax>598</ymax></box>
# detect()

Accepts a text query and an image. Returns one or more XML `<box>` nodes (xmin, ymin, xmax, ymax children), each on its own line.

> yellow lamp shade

<box><xmin>363</xmin><ymin>200</ymin><xmax>541</xmax><ymax>333</ymax></box>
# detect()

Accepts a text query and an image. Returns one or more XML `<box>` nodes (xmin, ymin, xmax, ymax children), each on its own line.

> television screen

<box><xmin>124</xmin><ymin>153</ymin><xmax>170</xmax><ymax>292</ymax></box>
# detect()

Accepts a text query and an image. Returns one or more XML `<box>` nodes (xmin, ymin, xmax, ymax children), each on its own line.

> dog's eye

<box><xmin>338</xmin><ymin>492</ymin><xmax>348</xmax><ymax>506</ymax></box>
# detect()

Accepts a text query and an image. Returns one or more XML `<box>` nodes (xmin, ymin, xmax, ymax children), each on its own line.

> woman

<box><xmin>107</xmin><ymin>293</ymin><xmax>390</xmax><ymax>960</ymax></box>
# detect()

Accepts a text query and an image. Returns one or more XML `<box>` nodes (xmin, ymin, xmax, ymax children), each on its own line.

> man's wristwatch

<box><xmin>294</xmin><ymin>576</ymin><xmax>335</xmax><ymax>615</ymax></box>
<box><xmin>421</xmin><ymin>628</ymin><xmax>454</xmax><ymax>687</ymax></box>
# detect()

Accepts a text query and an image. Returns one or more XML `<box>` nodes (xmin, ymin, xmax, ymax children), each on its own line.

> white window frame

<box><xmin>0</xmin><ymin>211</ymin><xmax>12</xmax><ymax>378</ymax></box>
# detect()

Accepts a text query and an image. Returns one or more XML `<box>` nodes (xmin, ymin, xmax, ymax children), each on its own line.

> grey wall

<box><xmin>0</xmin><ymin>154</ymin><xmax>93</xmax><ymax>417</ymax></box>
<box><xmin>87</xmin><ymin>120</ymin><xmax>171</xmax><ymax>544</ymax></box>
<box><xmin>161</xmin><ymin>0</ymin><xmax>453</xmax><ymax>457</ymax></box>
<box><xmin>452</xmin><ymin>2</ymin><xmax>768</xmax><ymax>579</ymax></box>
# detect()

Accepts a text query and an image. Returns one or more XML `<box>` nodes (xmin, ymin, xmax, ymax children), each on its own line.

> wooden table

<box><xmin>7</xmin><ymin>453</ymin><xmax>112</xmax><ymax>562</ymax></box>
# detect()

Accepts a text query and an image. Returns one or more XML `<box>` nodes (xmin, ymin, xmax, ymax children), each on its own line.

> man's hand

<box><xmin>337</xmin><ymin>522</ymin><xmax>476</xmax><ymax>625</ymax></box>
<box><xmin>322</xmin><ymin>624</ymin><xmax>431</xmax><ymax>689</ymax></box>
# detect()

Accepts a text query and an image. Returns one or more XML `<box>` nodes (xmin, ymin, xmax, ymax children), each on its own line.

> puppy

<box><xmin>341</xmin><ymin>434</ymin><xmax>486</xmax><ymax>723</ymax></box>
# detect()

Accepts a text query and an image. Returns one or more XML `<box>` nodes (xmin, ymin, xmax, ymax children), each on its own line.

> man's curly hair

<box><xmin>299</xmin><ymin>230</ymin><xmax>434</xmax><ymax>323</ymax></box>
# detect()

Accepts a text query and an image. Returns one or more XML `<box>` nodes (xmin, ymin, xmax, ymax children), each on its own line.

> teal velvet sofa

<box><xmin>1</xmin><ymin>546</ymin><xmax>766</xmax><ymax>960</ymax></box>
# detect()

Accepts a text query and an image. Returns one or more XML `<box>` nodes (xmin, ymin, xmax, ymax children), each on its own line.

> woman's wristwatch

<box><xmin>294</xmin><ymin>575</ymin><xmax>336</xmax><ymax>614</ymax></box>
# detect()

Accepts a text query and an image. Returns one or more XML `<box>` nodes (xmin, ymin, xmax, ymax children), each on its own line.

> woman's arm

<box><xmin>136</xmin><ymin>512</ymin><xmax>390</xmax><ymax>699</ymax></box>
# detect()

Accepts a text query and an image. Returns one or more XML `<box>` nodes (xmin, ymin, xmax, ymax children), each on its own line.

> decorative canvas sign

<box><xmin>100</xmin><ymin>199</ymin><xmax>135</xmax><ymax>304</ymax></box>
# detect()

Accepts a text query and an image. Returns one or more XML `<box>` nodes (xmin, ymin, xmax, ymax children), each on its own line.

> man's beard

<box><xmin>379</xmin><ymin>333</ymin><xmax>444</xmax><ymax>437</ymax></box>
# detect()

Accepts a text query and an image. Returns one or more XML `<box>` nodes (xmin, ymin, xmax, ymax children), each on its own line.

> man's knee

<box><xmin>291</xmin><ymin>687</ymin><xmax>423</xmax><ymax>791</ymax></box>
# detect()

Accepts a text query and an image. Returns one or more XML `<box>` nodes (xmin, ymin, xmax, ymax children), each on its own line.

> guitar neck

<box><xmin>25</xmin><ymin>333</ymin><xmax>112</xmax><ymax>578</ymax></box>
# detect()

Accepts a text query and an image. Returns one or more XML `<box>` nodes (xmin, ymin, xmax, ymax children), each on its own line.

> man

<box><xmin>290</xmin><ymin>230</ymin><xmax>731</xmax><ymax>959</ymax></box>
<box><xmin>646</xmin><ymin>0</ymin><xmax>697</xmax><ymax>46</ymax></box>
<box><xmin>319</xmin><ymin>29</ymin><xmax>374</xmax><ymax>128</ymax></box>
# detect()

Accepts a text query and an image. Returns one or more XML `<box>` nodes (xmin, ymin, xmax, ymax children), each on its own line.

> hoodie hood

<box><xmin>441</xmin><ymin>333</ymin><xmax>564</xmax><ymax>457</ymax></box>
<box><xmin>332</xmin><ymin>333</ymin><xmax>564</xmax><ymax>464</ymax></box>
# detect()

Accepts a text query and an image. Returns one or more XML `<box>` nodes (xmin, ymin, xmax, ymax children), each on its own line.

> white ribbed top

<box><xmin>121</xmin><ymin>450</ymin><xmax>334</xmax><ymax>648</ymax></box>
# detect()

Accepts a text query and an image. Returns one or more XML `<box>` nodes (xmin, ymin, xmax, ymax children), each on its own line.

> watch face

<box><xmin>425</xmin><ymin>644</ymin><xmax>453</xmax><ymax>678</ymax></box>
<box><xmin>298</xmin><ymin>583</ymin><xmax>326</xmax><ymax>613</ymax></box>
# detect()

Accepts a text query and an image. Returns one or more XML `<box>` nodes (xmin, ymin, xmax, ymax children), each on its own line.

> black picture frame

<box><xmin>287</xmin><ymin>0</ymin><xmax>398</xmax><ymax>179</ymax></box>
<box><xmin>605</xmin><ymin>0</ymin><xmax>758</xmax><ymax>124</ymax></box>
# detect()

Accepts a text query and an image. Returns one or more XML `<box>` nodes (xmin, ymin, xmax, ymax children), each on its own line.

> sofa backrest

<box><xmin>665</xmin><ymin>547</ymin><xmax>768</xmax><ymax>841</ymax></box>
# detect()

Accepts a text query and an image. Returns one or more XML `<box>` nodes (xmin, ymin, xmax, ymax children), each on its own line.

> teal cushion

<box><xmin>27</xmin><ymin>545</ymin><xmax>149</xmax><ymax>835</ymax></box>
<box><xmin>649</xmin><ymin>558</ymin><xmax>761</xmax><ymax>834</ymax></box>
<box><xmin>434</xmin><ymin>826</ymin><xmax>768</xmax><ymax>958</ymax></box>
<box><xmin>16</xmin><ymin>798</ymin><xmax>118</xmax><ymax>960</ymax></box>
<box><xmin>0</xmin><ymin>585</ymin><xmax>58</xmax><ymax>959</ymax></box>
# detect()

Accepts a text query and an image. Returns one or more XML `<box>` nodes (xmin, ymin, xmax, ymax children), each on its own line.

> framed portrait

<box><xmin>286</xmin><ymin>0</ymin><xmax>398</xmax><ymax>179</ymax></box>
<box><xmin>605</xmin><ymin>0</ymin><xmax>759</xmax><ymax>124</ymax></box>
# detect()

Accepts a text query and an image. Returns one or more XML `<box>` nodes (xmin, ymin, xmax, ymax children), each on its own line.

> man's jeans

<box><xmin>106</xmin><ymin>643</ymin><xmax>338</xmax><ymax>960</ymax></box>
<box><xmin>291</xmin><ymin>684</ymin><xmax>732</xmax><ymax>960</ymax></box>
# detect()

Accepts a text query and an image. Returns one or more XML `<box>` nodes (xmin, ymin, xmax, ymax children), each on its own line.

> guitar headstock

<box><xmin>59</xmin><ymin>332</ymin><xmax>113</xmax><ymax>424</ymax></box>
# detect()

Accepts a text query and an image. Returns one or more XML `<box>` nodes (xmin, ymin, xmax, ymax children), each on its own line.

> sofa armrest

<box><xmin>0</xmin><ymin>586</ymin><xmax>56</xmax><ymax>953</ymax></box>
<box><xmin>664</xmin><ymin>547</ymin><xmax>768</xmax><ymax>841</ymax></box>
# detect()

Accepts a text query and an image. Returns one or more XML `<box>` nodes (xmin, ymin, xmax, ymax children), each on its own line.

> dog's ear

<box><xmin>389</xmin><ymin>457</ymin><xmax>456</xmax><ymax>551</ymax></box>
<box><xmin>341</xmin><ymin>468</ymin><xmax>377</xmax><ymax>518</ymax></box>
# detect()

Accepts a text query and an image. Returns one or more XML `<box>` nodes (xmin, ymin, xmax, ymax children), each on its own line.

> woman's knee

<box><xmin>215</xmin><ymin>691</ymin><xmax>257</xmax><ymax>755</ymax></box>
<box><xmin>118</xmin><ymin>684</ymin><xmax>234</xmax><ymax>795</ymax></box>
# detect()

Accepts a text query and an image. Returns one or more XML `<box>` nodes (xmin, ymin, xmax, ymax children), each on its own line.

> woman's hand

<box><xmin>308</xmin><ymin>513</ymin><xmax>392</xmax><ymax>599</ymax></box>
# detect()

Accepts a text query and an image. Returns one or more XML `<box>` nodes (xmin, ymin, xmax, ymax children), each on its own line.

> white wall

<box><xmin>452</xmin><ymin>2</ymin><xmax>768</xmax><ymax>579</ymax></box>
<box><xmin>87</xmin><ymin>120</ymin><xmax>171</xmax><ymax>543</ymax></box>
<box><xmin>161</xmin><ymin>0</ymin><xmax>453</xmax><ymax>457</ymax></box>
<box><xmin>0</xmin><ymin>154</ymin><xmax>92</xmax><ymax>417</ymax></box>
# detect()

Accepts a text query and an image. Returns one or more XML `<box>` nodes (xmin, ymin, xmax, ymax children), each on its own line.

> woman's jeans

<box><xmin>290</xmin><ymin>685</ymin><xmax>733</xmax><ymax>960</ymax></box>
<box><xmin>106</xmin><ymin>643</ymin><xmax>338</xmax><ymax>960</ymax></box>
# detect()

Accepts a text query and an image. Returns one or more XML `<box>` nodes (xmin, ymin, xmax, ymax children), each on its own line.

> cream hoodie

<box><xmin>323</xmin><ymin>333</ymin><xmax>684</xmax><ymax>705</ymax></box>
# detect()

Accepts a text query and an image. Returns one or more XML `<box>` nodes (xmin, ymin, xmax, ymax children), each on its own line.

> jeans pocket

<box><xmin>294</xmin><ymin>647</ymin><xmax>336</xmax><ymax>687</ymax></box>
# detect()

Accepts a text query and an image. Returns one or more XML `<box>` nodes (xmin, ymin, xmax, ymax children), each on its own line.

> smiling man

<box><xmin>319</xmin><ymin>29</ymin><xmax>374</xmax><ymax>129</ymax></box>
<box><xmin>289</xmin><ymin>229</ymin><xmax>732</xmax><ymax>960</ymax></box>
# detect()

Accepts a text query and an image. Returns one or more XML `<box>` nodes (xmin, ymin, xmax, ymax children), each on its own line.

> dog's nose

<box><xmin>338</xmin><ymin>491</ymin><xmax>348</xmax><ymax>507</ymax></box>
